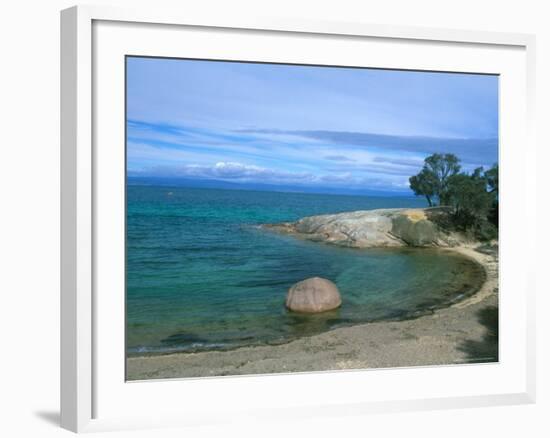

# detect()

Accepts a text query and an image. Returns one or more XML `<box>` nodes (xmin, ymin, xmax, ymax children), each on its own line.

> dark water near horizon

<box><xmin>126</xmin><ymin>185</ymin><xmax>484</xmax><ymax>355</ymax></box>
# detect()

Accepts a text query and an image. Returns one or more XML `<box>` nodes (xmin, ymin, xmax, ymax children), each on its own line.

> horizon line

<box><xmin>126</xmin><ymin>176</ymin><xmax>418</xmax><ymax>198</ymax></box>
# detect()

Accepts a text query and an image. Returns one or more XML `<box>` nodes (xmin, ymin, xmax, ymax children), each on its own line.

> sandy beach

<box><xmin>127</xmin><ymin>243</ymin><xmax>498</xmax><ymax>381</ymax></box>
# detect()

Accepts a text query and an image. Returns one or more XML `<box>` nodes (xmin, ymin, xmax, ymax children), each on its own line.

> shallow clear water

<box><xmin>126</xmin><ymin>185</ymin><xmax>484</xmax><ymax>355</ymax></box>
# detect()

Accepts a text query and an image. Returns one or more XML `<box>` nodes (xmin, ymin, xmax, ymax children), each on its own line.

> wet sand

<box><xmin>126</xmin><ymin>244</ymin><xmax>498</xmax><ymax>381</ymax></box>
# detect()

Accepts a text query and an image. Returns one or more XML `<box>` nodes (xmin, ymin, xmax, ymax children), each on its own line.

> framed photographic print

<box><xmin>61</xmin><ymin>5</ymin><xmax>536</xmax><ymax>433</ymax></box>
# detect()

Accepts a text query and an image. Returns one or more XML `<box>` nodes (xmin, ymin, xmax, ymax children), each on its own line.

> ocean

<box><xmin>126</xmin><ymin>185</ymin><xmax>483</xmax><ymax>355</ymax></box>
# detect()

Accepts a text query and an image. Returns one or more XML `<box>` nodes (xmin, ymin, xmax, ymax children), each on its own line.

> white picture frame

<box><xmin>60</xmin><ymin>4</ymin><xmax>537</xmax><ymax>433</ymax></box>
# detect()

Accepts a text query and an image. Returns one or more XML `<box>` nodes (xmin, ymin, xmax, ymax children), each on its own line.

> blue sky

<box><xmin>126</xmin><ymin>57</ymin><xmax>498</xmax><ymax>194</ymax></box>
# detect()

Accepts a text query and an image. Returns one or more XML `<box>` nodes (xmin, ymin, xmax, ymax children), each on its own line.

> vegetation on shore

<box><xmin>409</xmin><ymin>153</ymin><xmax>498</xmax><ymax>240</ymax></box>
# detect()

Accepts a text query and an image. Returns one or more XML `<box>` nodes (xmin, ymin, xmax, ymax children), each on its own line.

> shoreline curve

<box><xmin>127</xmin><ymin>241</ymin><xmax>497</xmax><ymax>380</ymax></box>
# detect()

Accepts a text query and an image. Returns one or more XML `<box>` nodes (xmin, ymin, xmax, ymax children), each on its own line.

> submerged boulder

<box><xmin>286</xmin><ymin>277</ymin><xmax>342</xmax><ymax>313</ymax></box>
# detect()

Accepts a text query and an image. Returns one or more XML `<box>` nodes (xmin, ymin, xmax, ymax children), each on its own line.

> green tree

<box><xmin>446</xmin><ymin>167</ymin><xmax>497</xmax><ymax>239</ymax></box>
<box><xmin>409</xmin><ymin>168</ymin><xmax>438</xmax><ymax>206</ymax></box>
<box><xmin>484</xmin><ymin>164</ymin><xmax>499</xmax><ymax>226</ymax></box>
<box><xmin>409</xmin><ymin>153</ymin><xmax>461</xmax><ymax>206</ymax></box>
<box><xmin>485</xmin><ymin>163</ymin><xmax>498</xmax><ymax>194</ymax></box>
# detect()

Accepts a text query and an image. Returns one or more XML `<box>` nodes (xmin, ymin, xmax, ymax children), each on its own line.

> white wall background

<box><xmin>0</xmin><ymin>1</ymin><xmax>547</xmax><ymax>437</ymax></box>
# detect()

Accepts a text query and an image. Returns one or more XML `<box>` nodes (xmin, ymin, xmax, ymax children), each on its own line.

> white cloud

<box><xmin>131</xmin><ymin>160</ymin><xmax>414</xmax><ymax>194</ymax></box>
<box><xmin>141</xmin><ymin>161</ymin><xmax>316</xmax><ymax>184</ymax></box>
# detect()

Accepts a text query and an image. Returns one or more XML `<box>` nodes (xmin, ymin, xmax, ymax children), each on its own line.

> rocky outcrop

<box><xmin>286</xmin><ymin>277</ymin><xmax>342</xmax><ymax>313</ymax></box>
<box><xmin>265</xmin><ymin>207</ymin><xmax>463</xmax><ymax>249</ymax></box>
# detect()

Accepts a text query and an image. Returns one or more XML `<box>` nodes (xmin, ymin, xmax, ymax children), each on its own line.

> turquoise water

<box><xmin>126</xmin><ymin>185</ymin><xmax>484</xmax><ymax>355</ymax></box>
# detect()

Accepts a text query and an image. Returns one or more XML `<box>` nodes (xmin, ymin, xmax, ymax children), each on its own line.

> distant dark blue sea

<box><xmin>126</xmin><ymin>185</ymin><xmax>483</xmax><ymax>355</ymax></box>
